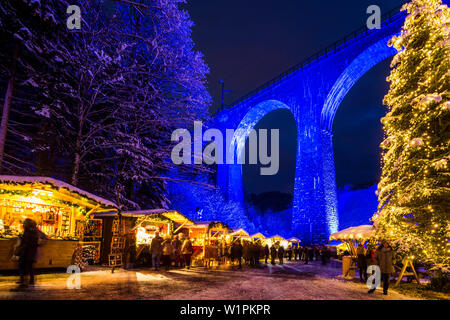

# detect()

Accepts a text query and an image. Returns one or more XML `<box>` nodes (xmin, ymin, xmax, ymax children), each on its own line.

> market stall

<box><xmin>93</xmin><ymin>209</ymin><xmax>194</xmax><ymax>266</ymax></box>
<box><xmin>231</xmin><ymin>228</ymin><xmax>251</xmax><ymax>242</ymax></box>
<box><xmin>251</xmin><ymin>232</ymin><xmax>268</xmax><ymax>246</ymax></box>
<box><xmin>329</xmin><ymin>225</ymin><xmax>376</xmax><ymax>278</ymax></box>
<box><xmin>270</xmin><ymin>235</ymin><xmax>289</xmax><ymax>249</ymax></box>
<box><xmin>288</xmin><ymin>237</ymin><xmax>301</xmax><ymax>251</ymax></box>
<box><xmin>0</xmin><ymin>175</ymin><xmax>117</xmax><ymax>270</ymax></box>
<box><xmin>192</xmin><ymin>221</ymin><xmax>232</xmax><ymax>268</ymax></box>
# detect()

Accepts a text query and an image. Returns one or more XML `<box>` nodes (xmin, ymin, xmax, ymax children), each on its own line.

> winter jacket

<box><xmin>278</xmin><ymin>247</ymin><xmax>285</xmax><ymax>258</ymax></box>
<box><xmin>18</xmin><ymin>228</ymin><xmax>46</xmax><ymax>261</ymax></box>
<box><xmin>375</xmin><ymin>247</ymin><xmax>394</xmax><ymax>274</ymax></box>
<box><xmin>231</xmin><ymin>243</ymin><xmax>243</xmax><ymax>258</ymax></box>
<box><xmin>181</xmin><ymin>239</ymin><xmax>193</xmax><ymax>255</ymax></box>
<box><xmin>264</xmin><ymin>245</ymin><xmax>270</xmax><ymax>256</ymax></box>
<box><xmin>270</xmin><ymin>246</ymin><xmax>277</xmax><ymax>259</ymax></box>
<box><xmin>150</xmin><ymin>236</ymin><xmax>163</xmax><ymax>254</ymax></box>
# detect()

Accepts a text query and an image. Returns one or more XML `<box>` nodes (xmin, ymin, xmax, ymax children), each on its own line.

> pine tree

<box><xmin>373</xmin><ymin>0</ymin><xmax>450</xmax><ymax>276</ymax></box>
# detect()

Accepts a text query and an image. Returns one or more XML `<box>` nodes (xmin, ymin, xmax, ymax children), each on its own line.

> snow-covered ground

<box><xmin>0</xmin><ymin>260</ymin><xmax>434</xmax><ymax>300</ymax></box>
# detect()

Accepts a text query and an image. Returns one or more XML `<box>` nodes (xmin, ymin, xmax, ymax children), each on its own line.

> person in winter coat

<box><xmin>231</xmin><ymin>240</ymin><xmax>243</xmax><ymax>269</ymax></box>
<box><xmin>161</xmin><ymin>237</ymin><xmax>174</xmax><ymax>271</ymax></box>
<box><xmin>172</xmin><ymin>234</ymin><xmax>182</xmax><ymax>267</ymax></box>
<box><xmin>287</xmin><ymin>246</ymin><xmax>293</xmax><ymax>261</ymax></box>
<box><xmin>13</xmin><ymin>219</ymin><xmax>47</xmax><ymax>290</ymax></box>
<box><xmin>181</xmin><ymin>235</ymin><xmax>194</xmax><ymax>269</ymax></box>
<box><xmin>264</xmin><ymin>244</ymin><xmax>270</xmax><ymax>264</ymax></box>
<box><xmin>270</xmin><ymin>244</ymin><xmax>277</xmax><ymax>265</ymax></box>
<box><xmin>368</xmin><ymin>241</ymin><xmax>394</xmax><ymax>295</ymax></box>
<box><xmin>277</xmin><ymin>244</ymin><xmax>285</xmax><ymax>265</ymax></box>
<box><xmin>150</xmin><ymin>231</ymin><xmax>163</xmax><ymax>271</ymax></box>
<box><xmin>357</xmin><ymin>243</ymin><xmax>368</xmax><ymax>282</ymax></box>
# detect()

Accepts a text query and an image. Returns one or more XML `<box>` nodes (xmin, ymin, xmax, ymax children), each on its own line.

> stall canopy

<box><xmin>251</xmin><ymin>232</ymin><xmax>266</xmax><ymax>239</ymax></box>
<box><xmin>329</xmin><ymin>225</ymin><xmax>375</xmax><ymax>242</ymax></box>
<box><xmin>288</xmin><ymin>237</ymin><xmax>301</xmax><ymax>244</ymax></box>
<box><xmin>0</xmin><ymin>175</ymin><xmax>117</xmax><ymax>213</ymax></box>
<box><xmin>270</xmin><ymin>235</ymin><xmax>285</xmax><ymax>241</ymax></box>
<box><xmin>94</xmin><ymin>209</ymin><xmax>194</xmax><ymax>230</ymax></box>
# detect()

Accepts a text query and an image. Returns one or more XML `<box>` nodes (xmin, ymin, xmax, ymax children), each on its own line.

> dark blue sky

<box><xmin>185</xmin><ymin>0</ymin><xmax>407</xmax><ymax>195</ymax></box>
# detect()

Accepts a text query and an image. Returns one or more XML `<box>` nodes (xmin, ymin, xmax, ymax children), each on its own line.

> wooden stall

<box><xmin>329</xmin><ymin>225</ymin><xmax>376</xmax><ymax>278</ymax></box>
<box><xmin>270</xmin><ymin>235</ymin><xmax>289</xmax><ymax>249</ymax></box>
<box><xmin>251</xmin><ymin>233</ymin><xmax>268</xmax><ymax>246</ymax></box>
<box><xmin>0</xmin><ymin>175</ymin><xmax>117</xmax><ymax>270</ymax></box>
<box><xmin>231</xmin><ymin>229</ymin><xmax>251</xmax><ymax>242</ymax></box>
<box><xmin>189</xmin><ymin>221</ymin><xmax>232</xmax><ymax>268</ymax></box>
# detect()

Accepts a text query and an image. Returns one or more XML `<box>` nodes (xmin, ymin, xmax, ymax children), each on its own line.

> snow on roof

<box><xmin>232</xmin><ymin>228</ymin><xmax>249</xmax><ymax>236</ymax></box>
<box><xmin>329</xmin><ymin>225</ymin><xmax>375</xmax><ymax>241</ymax></box>
<box><xmin>0</xmin><ymin>175</ymin><xmax>117</xmax><ymax>208</ymax></box>
<box><xmin>251</xmin><ymin>232</ymin><xmax>267</xmax><ymax>239</ymax></box>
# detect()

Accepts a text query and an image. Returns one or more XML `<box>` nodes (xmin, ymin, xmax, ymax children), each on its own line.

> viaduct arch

<box><xmin>212</xmin><ymin>11</ymin><xmax>404</xmax><ymax>243</ymax></box>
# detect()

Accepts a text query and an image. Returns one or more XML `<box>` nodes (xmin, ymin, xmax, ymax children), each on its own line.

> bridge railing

<box><xmin>216</xmin><ymin>4</ymin><xmax>407</xmax><ymax>115</ymax></box>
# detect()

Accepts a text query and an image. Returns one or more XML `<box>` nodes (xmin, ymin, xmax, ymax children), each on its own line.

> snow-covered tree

<box><xmin>373</xmin><ymin>0</ymin><xmax>450</xmax><ymax>277</ymax></box>
<box><xmin>0</xmin><ymin>0</ymin><xmax>72</xmax><ymax>174</ymax></box>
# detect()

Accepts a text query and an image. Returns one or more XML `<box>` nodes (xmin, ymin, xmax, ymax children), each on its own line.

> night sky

<box><xmin>185</xmin><ymin>0</ymin><xmax>407</xmax><ymax>196</ymax></box>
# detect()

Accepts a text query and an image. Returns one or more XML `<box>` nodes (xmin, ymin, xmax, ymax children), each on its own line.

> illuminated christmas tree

<box><xmin>373</xmin><ymin>0</ymin><xmax>450</xmax><ymax>278</ymax></box>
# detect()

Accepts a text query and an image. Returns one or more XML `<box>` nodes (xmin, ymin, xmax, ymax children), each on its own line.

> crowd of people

<box><xmin>225</xmin><ymin>240</ymin><xmax>333</xmax><ymax>269</ymax></box>
<box><xmin>9</xmin><ymin>219</ymin><xmax>396</xmax><ymax>296</ymax></box>
<box><xmin>147</xmin><ymin>231</ymin><xmax>194</xmax><ymax>271</ymax></box>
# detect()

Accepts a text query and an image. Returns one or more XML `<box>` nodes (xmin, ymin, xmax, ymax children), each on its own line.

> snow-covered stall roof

<box><xmin>288</xmin><ymin>237</ymin><xmax>301</xmax><ymax>243</ymax></box>
<box><xmin>270</xmin><ymin>235</ymin><xmax>286</xmax><ymax>241</ymax></box>
<box><xmin>93</xmin><ymin>209</ymin><xmax>194</xmax><ymax>225</ymax></box>
<box><xmin>0</xmin><ymin>175</ymin><xmax>117</xmax><ymax>209</ymax></box>
<box><xmin>232</xmin><ymin>228</ymin><xmax>249</xmax><ymax>236</ymax></box>
<box><xmin>329</xmin><ymin>225</ymin><xmax>375</xmax><ymax>241</ymax></box>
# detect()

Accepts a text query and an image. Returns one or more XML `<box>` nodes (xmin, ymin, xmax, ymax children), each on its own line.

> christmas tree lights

<box><xmin>374</xmin><ymin>0</ymin><xmax>450</xmax><ymax>275</ymax></box>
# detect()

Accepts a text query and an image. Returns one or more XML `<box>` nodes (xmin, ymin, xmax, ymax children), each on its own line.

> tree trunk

<box><xmin>72</xmin><ymin>151</ymin><xmax>80</xmax><ymax>186</ymax></box>
<box><xmin>0</xmin><ymin>43</ymin><xmax>19</xmax><ymax>173</ymax></box>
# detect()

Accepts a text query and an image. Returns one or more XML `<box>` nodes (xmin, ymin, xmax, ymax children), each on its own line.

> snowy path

<box><xmin>0</xmin><ymin>260</ymin><xmax>424</xmax><ymax>300</ymax></box>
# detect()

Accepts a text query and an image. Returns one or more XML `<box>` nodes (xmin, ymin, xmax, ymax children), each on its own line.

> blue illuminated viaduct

<box><xmin>209</xmin><ymin>11</ymin><xmax>406</xmax><ymax>244</ymax></box>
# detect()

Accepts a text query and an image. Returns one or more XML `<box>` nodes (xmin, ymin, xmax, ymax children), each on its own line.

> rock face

<box><xmin>210</xmin><ymin>13</ymin><xmax>405</xmax><ymax>244</ymax></box>
<box><xmin>338</xmin><ymin>184</ymin><xmax>378</xmax><ymax>230</ymax></box>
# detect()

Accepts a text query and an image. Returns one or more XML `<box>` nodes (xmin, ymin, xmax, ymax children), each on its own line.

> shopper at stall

<box><xmin>150</xmin><ymin>231</ymin><xmax>163</xmax><ymax>271</ymax></box>
<box><xmin>293</xmin><ymin>246</ymin><xmax>299</xmax><ymax>261</ymax></box>
<box><xmin>181</xmin><ymin>235</ymin><xmax>194</xmax><ymax>270</ymax></box>
<box><xmin>277</xmin><ymin>243</ymin><xmax>285</xmax><ymax>265</ymax></box>
<box><xmin>172</xmin><ymin>234</ymin><xmax>182</xmax><ymax>268</ymax></box>
<box><xmin>12</xmin><ymin>219</ymin><xmax>47</xmax><ymax>290</ymax></box>
<box><xmin>264</xmin><ymin>244</ymin><xmax>270</xmax><ymax>264</ymax></box>
<box><xmin>162</xmin><ymin>237</ymin><xmax>174</xmax><ymax>271</ymax></box>
<box><xmin>270</xmin><ymin>244</ymin><xmax>277</xmax><ymax>265</ymax></box>
<box><xmin>287</xmin><ymin>246</ymin><xmax>293</xmax><ymax>261</ymax></box>
<box><xmin>231</xmin><ymin>239</ymin><xmax>243</xmax><ymax>269</ymax></box>
<box><xmin>369</xmin><ymin>241</ymin><xmax>394</xmax><ymax>295</ymax></box>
